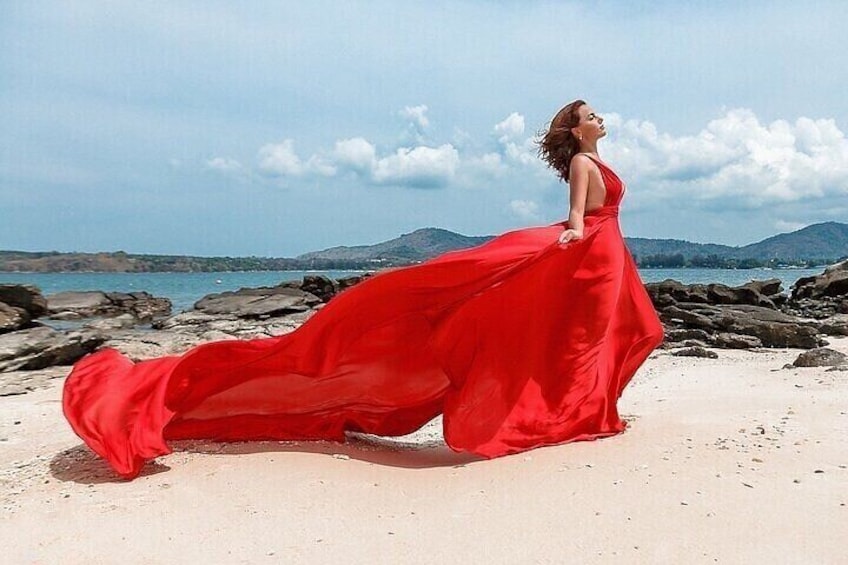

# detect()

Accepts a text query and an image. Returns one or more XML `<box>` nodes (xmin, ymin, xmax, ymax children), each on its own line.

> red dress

<box><xmin>63</xmin><ymin>154</ymin><xmax>665</xmax><ymax>479</ymax></box>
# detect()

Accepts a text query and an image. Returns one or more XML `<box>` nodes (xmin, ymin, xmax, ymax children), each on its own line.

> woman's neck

<box><xmin>578</xmin><ymin>141</ymin><xmax>599</xmax><ymax>155</ymax></box>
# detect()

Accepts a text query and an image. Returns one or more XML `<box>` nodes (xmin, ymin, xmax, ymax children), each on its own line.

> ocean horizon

<box><xmin>0</xmin><ymin>266</ymin><xmax>826</xmax><ymax>315</ymax></box>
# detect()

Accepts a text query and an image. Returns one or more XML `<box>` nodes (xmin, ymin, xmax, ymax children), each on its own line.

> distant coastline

<box><xmin>2</xmin><ymin>221</ymin><xmax>846</xmax><ymax>273</ymax></box>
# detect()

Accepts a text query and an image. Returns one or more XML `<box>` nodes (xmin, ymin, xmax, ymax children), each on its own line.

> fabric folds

<box><xmin>63</xmin><ymin>154</ymin><xmax>665</xmax><ymax>479</ymax></box>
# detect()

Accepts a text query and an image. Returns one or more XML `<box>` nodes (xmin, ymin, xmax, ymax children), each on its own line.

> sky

<box><xmin>2</xmin><ymin>1</ymin><xmax>847</xmax><ymax>257</ymax></box>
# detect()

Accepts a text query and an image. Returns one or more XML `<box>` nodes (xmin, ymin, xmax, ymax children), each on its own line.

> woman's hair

<box><xmin>536</xmin><ymin>99</ymin><xmax>586</xmax><ymax>183</ymax></box>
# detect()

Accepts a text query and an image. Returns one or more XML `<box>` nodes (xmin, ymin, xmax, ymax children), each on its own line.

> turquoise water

<box><xmin>0</xmin><ymin>267</ymin><xmax>823</xmax><ymax>314</ymax></box>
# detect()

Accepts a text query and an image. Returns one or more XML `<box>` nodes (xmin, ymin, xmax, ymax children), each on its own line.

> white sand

<box><xmin>2</xmin><ymin>337</ymin><xmax>846</xmax><ymax>564</ymax></box>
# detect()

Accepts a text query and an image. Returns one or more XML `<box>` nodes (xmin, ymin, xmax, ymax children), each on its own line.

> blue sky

<box><xmin>2</xmin><ymin>1</ymin><xmax>847</xmax><ymax>256</ymax></box>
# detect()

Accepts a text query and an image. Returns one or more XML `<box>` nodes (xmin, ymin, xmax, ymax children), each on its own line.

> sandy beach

<box><xmin>2</xmin><ymin>337</ymin><xmax>846</xmax><ymax>564</ymax></box>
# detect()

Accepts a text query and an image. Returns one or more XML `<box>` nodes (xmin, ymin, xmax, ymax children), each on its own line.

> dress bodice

<box><xmin>581</xmin><ymin>154</ymin><xmax>625</xmax><ymax>217</ymax></box>
<box><xmin>550</xmin><ymin>155</ymin><xmax>625</xmax><ymax>227</ymax></box>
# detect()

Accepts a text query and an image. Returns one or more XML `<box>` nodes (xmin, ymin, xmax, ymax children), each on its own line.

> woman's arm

<box><xmin>561</xmin><ymin>155</ymin><xmax>589</xmax><ymax>242</ymax></box>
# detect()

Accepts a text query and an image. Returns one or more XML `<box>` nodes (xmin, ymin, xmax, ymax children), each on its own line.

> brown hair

<box><xmin>536</xmin><ymin>99</ymin><xmax>585</xmax><ymax>183</ymax></box>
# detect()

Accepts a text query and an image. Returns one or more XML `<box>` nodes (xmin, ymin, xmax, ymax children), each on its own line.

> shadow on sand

<box><xmin>49</xmin><ymin>433</ymin><xmax>483</xmax><ymax>484</ymax></box>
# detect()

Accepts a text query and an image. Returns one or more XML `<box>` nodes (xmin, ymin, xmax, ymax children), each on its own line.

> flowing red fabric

<box><xmin>63</xmin><ymin>155</ymin><xmax>664</xmax><ymax>479</ymax></box>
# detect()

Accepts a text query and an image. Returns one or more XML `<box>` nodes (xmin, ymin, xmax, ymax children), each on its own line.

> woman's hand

<box><xmin>558</xmin><ymin>228</ymin><xmax>583</xmax><ymax>245</ymax></box>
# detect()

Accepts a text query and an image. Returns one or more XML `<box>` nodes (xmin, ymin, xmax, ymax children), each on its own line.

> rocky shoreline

<box><xmin>1</xmin><ymin>261</ymin><xmax>847</xmax><ymax>395</ymax></box>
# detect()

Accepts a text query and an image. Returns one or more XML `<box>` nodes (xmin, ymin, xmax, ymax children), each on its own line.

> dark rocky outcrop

<box><xmin>649</xmin><ymin>280</ymin><xmax>825</xmax><ymax>350</ymax></box>
<box><xmin>0</xmin><ymin>284</ymin><xmax>48</xmax><ymax>334</ymax></box>
<box><xmin>299</xmin><ymin>275</ymin><xmax>340</xmax><ymax>303</ymax></box>
<box><xmin>0</xmin><ymin>302</ymin><xmax>31</xmax><ymax>334</ymax></box>
<box><xmin>46</xmin><ymin>290</ymin><xmax>171</xmax><ymax>321</ymax></box>
<box><xmin>791</xmin><ymin>259</ymin><xmax>848</xmax><ymax>300</ymax></box>
<box><xmin>192</xmin><ymin>285</ymin><xmax>321</xmax><ymax>319</ymax></box>
<box><xmin>816</xmin><ymin>314</ymin><xmax>848</xmax><ymax>336</ymax></box>
<box><xmin>671</xmin><ymin>346</ymin><xmax>718</xmax><ymax>359</ymax></box>
<box><xmin>645</xmin><ymin>278</ymin><xmax>787</xmax><ymax>309</ymax></box>
<box><xmin>150</xmin><ymin>275</ymin><xmax>376</xmax><ymax>340</ymax></box>
<box><xmin>791</xmin><ymin>347</ymin><xmax>848</xmax><ymax>368</ymax></box>
<box><xmin>783</xmin><ymin>259</ymin><xmax>848</xmax><ymax>320</ymax></box>
<box><xmin>0</xmin><ymin>326</ymin><xmax>105</xmax><ymax>372</ymax></box>
<box><xmin>0</xmin><ymin>284</ymin><xmax>49</xmax><ymax>317</ymax></box>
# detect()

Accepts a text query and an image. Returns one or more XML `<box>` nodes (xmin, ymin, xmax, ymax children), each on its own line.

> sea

<box><xmin>0</xmin><ymin>267</ymin><xmax>825</xmax><ymax>315</ymax></box>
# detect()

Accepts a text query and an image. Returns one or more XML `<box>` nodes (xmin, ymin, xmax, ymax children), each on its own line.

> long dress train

<box><xmin>62</xmin><ymin>154</ymin><xmax>665</xmax><ymax>479</ymax></box>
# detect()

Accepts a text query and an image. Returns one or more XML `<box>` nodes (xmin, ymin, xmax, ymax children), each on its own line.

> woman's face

<box><xmin>571</xmin><ymin>104</ymin><xmax>606</xmax><ymax>142</ymax></box>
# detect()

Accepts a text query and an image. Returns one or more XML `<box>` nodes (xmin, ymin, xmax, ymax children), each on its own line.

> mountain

<box><xmin>1</xmin><ymin>222</ymin><xmax>846</xmax><ymax>273</ymax></box>
<box><xmin>296</xmin><ymin>227</ymin><xmax>493</xmax><ymax>263</ymax></box>
<box><xmin>731</xmin><ymin>221</ymin><xmax>848</xmax><ymax>260</ymax></box>
<box><xmin>298</xmin><ymin>222</ymin><xmax>848</xmax><ymax>267</ymax></box>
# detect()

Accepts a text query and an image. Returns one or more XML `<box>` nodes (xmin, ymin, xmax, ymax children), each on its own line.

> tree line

<box><xmin>633</xmin><ymin>253</ymin><xmax>844</xmax><ymax>269</ymax></box>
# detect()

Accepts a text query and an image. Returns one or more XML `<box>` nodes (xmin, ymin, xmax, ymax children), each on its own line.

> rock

<box><xmin>0</xmin><ymin>365</ymin><xmax>70</xmax><ymax>396</ymax></box>
<box><xmin>151</xmin><ymin>310</ymin><xmax>222</xmax><ymax>331</ymax></box>
<box><xmin>816</xmin><ymin>314</ymin><xmax>848</xmax><ymax>336</ymax></box>
<box><xmin>105</xmin><ymin>292</ymin><xmax>171</xmax><ymax>320</ymax></box>
<box><xmin>46</xmin><ymin>290</ymin><xmax>171</xmax><ymax>321</ymax></box>
<box><xmin>47</xmin><ymin>291</ymin><xmax>112</xmax><ymax>315</ymax></box>
<box><xmin>646</xmin><ymin>279</ymin><xmax>709</xmax><ymax>306</ymax></box>
<box><xmin>715</xmin><ymin>306</ymin><xmax>822</xmax><ymax>348</ymax></box>
<box><xmin>49</xmin><ymin>311</ymin><xmax>84</xmax><ymax>321</ymax></box>
<box><xmin>716</xmin><ymin>304</ymin><xmax>809</xmax><ymax>324</ymax></box>
<box><xmin>792</xmin><ymin>347</ymin><xmax>848</xmax><ymax>368</ymax></box>
<box><xmin>657</xmin><ymin>295</ymin><xmax>824</xmax><ymax>349</ymax></box>
<box><xmin>659</xmin><ymin>304</ymin><xmax>717</xmax><ymax>330</ymax></box>
<box><xmin>337</xmin><ymin>273</ymin><xmax>375</xmax><ymax>292</ymax></box>
<box><xmin>711</xmin><ymin>332</ymin><xmax>762</xmax><ymax>349</ymax></box>
<box><xmin>647</xmin><ymin>278</ymin><xmax>782</xmax><ymax>310</ymax></box>
<box><xmin>98</xmin><ymin>328</ymin><xmax>205</xmax><ymax>360</ymax></box>
<box><xmin>193</xmin><ymin>286</ymin><xmax>322</xmax><ymax>318</ymax></box>
<box><xmin>0</xmin><ymin>302</ymin><xmax>31</xmax><ymax>334</ymax></box>
<box><xmin>671</xmin><ymin>346</ymin><xmax>719</xmax><ymax>359</ymax></box>
<box><xmin>743</xmin><ymin>278</ymin><xmax>783</xmax><ymax>297</ymax></box>
<box><xmin>663</xmin><ymin>328</ymin><xmax>712</xmax><ymax>343</ymax></box>
<box><xmin>791</xmin><ymin>259</ymin><xmax>848</xmax><ymax>300</ymax></box>
<box><xmin>0</xmin><ymin>326</ymin><xmax>105</xmax><ymax>372</ymax></box>
<box><xmin>706</xmin><ymin>283</ymin><xmax>776</xmax><ymax>308</ymax></box>
<box><xmin>151</xmin><ymin>308</ymin><xmax>313</xmax><ymax>340</ymax></box>
<box><xmin>0</xmin><ymin>284</ymin><xmax>48</xmax><ymax>317</ymax></box>
<box><xmin>300</xmin><ymin>275</ymin><xmax>339</xmax><ymax>303</ymax></box>
<box><xmin>83</xmin><ymin>313</ymin><xmax>139</xmax><ymax>331</ymax></box>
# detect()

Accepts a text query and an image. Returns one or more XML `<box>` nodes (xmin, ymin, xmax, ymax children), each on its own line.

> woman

<box><xmin>63</xmin><ymin>99</ymin><xmax>665</xmax><ymax>479</ymax></box>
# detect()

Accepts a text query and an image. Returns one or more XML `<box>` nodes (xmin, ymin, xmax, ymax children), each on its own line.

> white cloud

<box><xmin>304</xmin><ymin>155</ymin><xmax>337</xmax><ymax>177</ymax></box>
<box><xmin>258</xmin><ymin>139</ymin><xmax>303</xmax><ymax>176</ymax></box>
<box><xmin>400</xmin><ymin>104</ymin><xmax>430</xmax><ymax>130</ymax></box>
<box><xmin>206</xmin><ymin>157</ymin><xmax>242</xmax><ymax>172</ymax></box>
<box><xmin>332</xmin><ymin>137</ymin><xmax>376</xmax><ymax>174</ymax></box>
<box><xmin>605</xmin><ymin>108</ymin><xmax>848</xmax><ymax>207</ymax></box>
<box><xmin>509</xmin><ymin>199</ymin><xmax>540</xmax><ymax>221</ymax></box>
<box><xmin>492</xmin><ymin>112</ymin><xmax>542</xmax><ymax>169</ymax></box>
<box><xmin>399</xmin><ymin>104</ymin><xmax>430</xmax><ymax>144</ymax></box>
<box><xmin>494</xmin><ymin>112</ymin><xmax>525</xmax><ymax>141</ymax></box>
<box><xmin>257</xmin><ymin>140</ymin><xmax>335</xmax><ymax>177</ymax></box>
<box><xmin>372</xmin><ymin>144</ymin><xmax>459</xmax><ymax>188</ymax></box>
<box><xmin>248</xmin><ymin>108</ymin><xmax>848</xmax><ymax>208</ymax></box>
<box><xmin>331</xmin><ymin>137</ymin><xmax>459</xmax><ymax>188</ymax></box>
